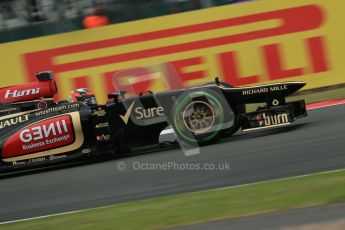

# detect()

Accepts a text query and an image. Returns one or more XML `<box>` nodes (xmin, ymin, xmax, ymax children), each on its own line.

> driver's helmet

<box><xmin>70</xmin><ymin>88</ymin><xmax>97</xmax><ymax>106</ymax></box>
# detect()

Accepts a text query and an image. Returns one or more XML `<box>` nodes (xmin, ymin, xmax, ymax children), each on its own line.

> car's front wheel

<box><xmin>171</xmin><ymin>91</ymin><xmax>227</xmax><ymax>146</ymax></box>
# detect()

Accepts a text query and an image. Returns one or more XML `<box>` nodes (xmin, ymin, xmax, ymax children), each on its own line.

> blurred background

<box><xmin>0</xmin><ymin>0</ymin><xmax>343</xmax><ymax>103</ymax></box>
<box><xmin>0</xmin><ymin>1</ymin><xmax>345</xmax><ymax>229</ymax></box>
<box><xmin>0</xmin><ymin>0</ymin><xmax>253</xmax><ymax>43</ymax></box>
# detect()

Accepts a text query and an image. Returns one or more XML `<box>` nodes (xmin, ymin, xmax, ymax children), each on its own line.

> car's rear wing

<box><xmin>221</xmin><ymin>82</ymin><xmax>306</xmax><ymax>107</ymax></box>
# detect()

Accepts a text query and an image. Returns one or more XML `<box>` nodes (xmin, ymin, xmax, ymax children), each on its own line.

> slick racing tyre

<box><xmin>172</xmin><ymin>90</ymin><xmax>230</xmax><ymax>146</ymax></box>
<box><xmin>222</xmin><ymin>105</ymin><xmax>241</xmax><ymax>137</ymax></box>
<box><xmin>203</xmin><ymin>81</ymin><xmax>242</xmax><ymax>137</ymax></box>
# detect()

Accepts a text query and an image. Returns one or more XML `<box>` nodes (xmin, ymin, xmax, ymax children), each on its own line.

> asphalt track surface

<box><xmin>0</xmin><ymin>104</ymin><xmax>344</xmax><ymax>223</ymax></box>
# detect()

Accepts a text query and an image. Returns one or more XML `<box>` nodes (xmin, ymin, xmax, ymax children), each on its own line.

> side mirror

<box><xmin>35</xmin><ymin>71</ymin><xmax>53</xmax><ymax>81</ymax></box>
<box><xmin>107</xmin><ymin>90</ymin><xmax>128</xmax><ymax>102</ymax></box>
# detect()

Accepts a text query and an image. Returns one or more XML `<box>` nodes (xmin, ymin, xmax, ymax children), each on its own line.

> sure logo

<box><xmin>120</xmin><ymin>101</ymin><xmax>165</xmax><ymax>124</ymax></box>
<box><xmin>135</xmin><ymin>106</ymin><xmax>164</xmax><ymax>119</ymax></box>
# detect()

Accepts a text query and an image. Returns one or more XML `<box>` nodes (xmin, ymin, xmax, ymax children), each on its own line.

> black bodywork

<box><xmin>0</xmin><ymin>78</ymin><xmax>307</xmax><ymax>173</ymax></box>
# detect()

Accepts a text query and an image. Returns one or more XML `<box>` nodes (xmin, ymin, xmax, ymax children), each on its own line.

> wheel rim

<box><xmin>182</xmin><ymin>101</ymin><xmax>215</xmax><ymax>134</ymax></box>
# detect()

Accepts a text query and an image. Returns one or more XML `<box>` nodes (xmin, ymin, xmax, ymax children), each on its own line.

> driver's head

<box><xmin>70</xmin><ymin>88</ymin><xmax>97</xmax><ymax>106</ymax></box>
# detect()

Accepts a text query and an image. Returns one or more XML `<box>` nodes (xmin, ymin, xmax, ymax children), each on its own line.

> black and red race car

<box><xmin>0</xmin><ymin>70</ymin><xmax>307</xmax><ymax>172</ymax></box>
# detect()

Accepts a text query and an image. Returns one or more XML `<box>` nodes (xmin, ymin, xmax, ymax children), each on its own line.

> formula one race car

<box><xmin>0</xmin><ymin>70</ymin><xmax>307</xmax><ymax>172</ymax></box>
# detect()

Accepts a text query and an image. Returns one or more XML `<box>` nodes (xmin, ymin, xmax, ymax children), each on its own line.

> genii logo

<box><xmin>256</xmin><ymin>113</ymin><xmax>289</xmax><ymax>126</ymax></box>
<box><xmin>2</xmin><ymin>115</ymin><xmax>75</xmax><ymax>158</ymax></box>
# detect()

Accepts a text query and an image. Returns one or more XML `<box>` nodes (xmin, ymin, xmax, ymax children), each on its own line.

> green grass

<box><xmin>2</xmin><ymin>169</ymin><xmax>345</xmax><ymax>230</ymax></box>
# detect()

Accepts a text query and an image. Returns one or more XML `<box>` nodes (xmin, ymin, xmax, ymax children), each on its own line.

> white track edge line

<box><xmin>307</xmin><ymin>101</ymin><xmax>345</xmax><ymax>110</ymax></box>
